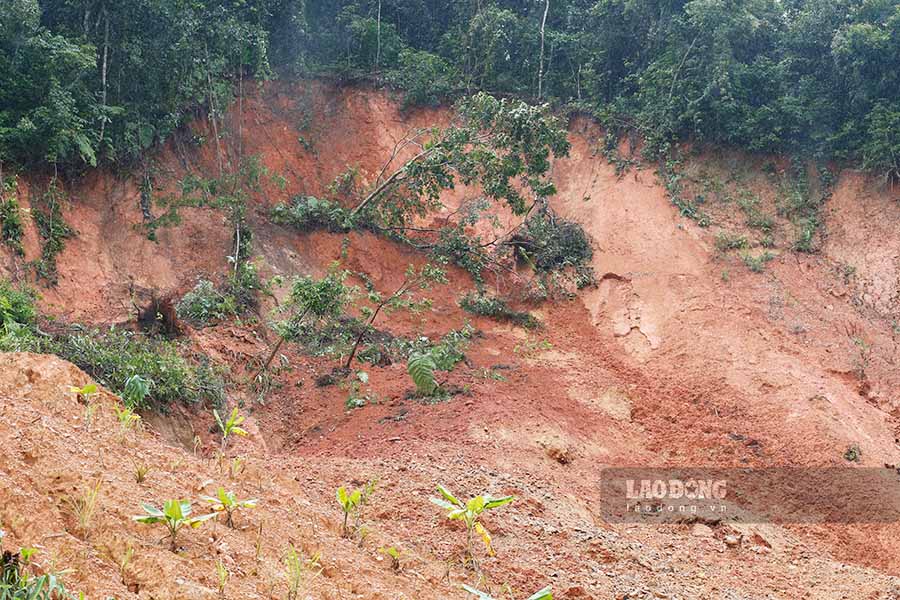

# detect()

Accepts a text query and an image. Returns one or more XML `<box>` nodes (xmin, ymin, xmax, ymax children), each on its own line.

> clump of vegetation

<box><xmin>0</xmin><ymin>544</ymin><xmax>77</xmax><ymax>599</ymax></box>
<box><xmin>459</xmin><ymin>293</ymin><xmax>538</xmax><ymax>329</ymax></box>
<box><xmin>55</xmin><ymin>327</ymin><xmax>219</xmax><ymax>409</ymax></box>
<box><xmin>0</xmin><ymin>280</ymin><xmax>45</xmax><ymax>353</ymax></box>
<box><xmin>740</xmin><ymin>251</ymin><xmax>775</xmax><ymax>273</ymax></box>
<box><xmin>132</xmin><ymin>500</ymin><xmax>216</xmax><ymax>552</ymax></box>
<box><xmin>844</xmin><ymin>444</ymin><xmax>862</xmax><ymax>463</ymax></box>
<box><xmin>714</xmin><ymin>231</ymin><xmax>749</xmax><ymax>252</ymax></box>
<box><xmin>431</xmin><ymin>485</ymin><xmax>514</xmax><ymax>567</ymax></box>
<box><xmin>175</xmin><ymin>280</ymin><xmax>238</xmax><ymax>327</ymax></box>
<box><xmin>67</xmin><ymin>479</ymin><xmax>102</xmax><ymax>539</ymax></box>
<box><xmin>510</xmin><ymin>209</ymin><xmax>595</xmax><ymax>295</ymax></box>
<box><xmin>31</xmin><ymin>183</ymin><xmax>74</xmax><ymax>284</ymax></box>
<box><xmin>271</xmin><ymin>196</ymin><xmax>352</xmax><ymax>233</ymax></box>
<box><xmin>0</xmin><ymin>177</ymin><xmax>24</xmax><ymax>255</ymax></box>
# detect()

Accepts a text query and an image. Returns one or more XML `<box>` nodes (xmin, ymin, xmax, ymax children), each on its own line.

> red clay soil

<box><xmin>2</xmin><ymin>81</ymin><xmax>900</xmax><ymax>599</ymax></box>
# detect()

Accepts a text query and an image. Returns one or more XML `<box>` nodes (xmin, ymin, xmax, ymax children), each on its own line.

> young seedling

<box><xmin>114</xmin><ymin>404</ymin><xmax>142</xmax><ymax>432</ymax></box>
<box><xmin>202</xmin><ymin>487</ymin><xmax>258</xmax><ymax>528</ymax></box>
<box><xmin>117</xmin><ymin>543</ymin><xmax>134</xmax><ymax>586</ymax></box>
<box><xmin>214</xmin><ymin>407</ymin><xmax>248</xmax><ymax>451</ymax></box>
<box><xmin>132</xmin><ymin>500</ymin><xmax>216</xmax><ymax>551</ymax></box>
<box><xmin>283</xmin><ymin>545</ymin><xmax>321</xmax><ymax>600</ymax></box>
<box><xmin>336</xmin><ymin>480</ymin><xmax>376</xmax><ymax>539</ymax></box>
<box><xmin>133</xmin><ymin>462</ymin><xmax>151</xmax><ymax>484</ymax></box>
<box><xmin>378</xmin><ymin>546</ymin><xmax>404</xmax><ymax>572</ymax></box>
<box><xmin>215</xmin><ymin>560</ymin><xmax>228</xmax><ymax>599</ymax></box>
<box><xmin>431</xmin><ymin>485</ymin><xmax>514</xmax><ymax>567</ymax></box>
<box><xmin>69</xmin><ymin>383</ymin><xmax>98</xmax><ymax>404</ymax></box>
<box><xmin>462</xmin><ymin>585</ymin><xmax>553</xmax><ymax>600</ymax></box>
<box><xmin>68</xmin><ymin>479</ymin><xmax>102</xmax><ymax>539</ymax></box>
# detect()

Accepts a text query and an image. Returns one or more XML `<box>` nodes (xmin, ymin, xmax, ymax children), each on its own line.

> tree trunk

<box><xmin>538</xmin><ymin>0</ymin><xmax>550</xmax><ymax>100</ymax></box>
<box><xmin>99</xmin><ymin>6</ymin><xmax>110</xmax><ymax>143</ymax></box>
<box><xmin>376</xmin><ymin>0</ymin><xmax>382</xmax><ymax>71</ymax></box>
<box><xmin>350</xmin><ymin>147</ymin><xmax>433</xmax><ymax>217</ymax></box>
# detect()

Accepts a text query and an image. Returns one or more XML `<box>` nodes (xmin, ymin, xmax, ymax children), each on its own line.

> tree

<box><xmin>257</xmin><ymin>269</ymin><xmax>352</xmax><ymax>377</ymax></box>
<box><xmin>351</xmin><ymin>92</ymin><xmax>570</xmax><ymax>224</ymax></box>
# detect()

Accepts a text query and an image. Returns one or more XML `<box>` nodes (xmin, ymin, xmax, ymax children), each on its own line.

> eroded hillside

<box><xmin>2</xmin><ymin>82</ymin><xmax>900</xmax><ymax>599</ymax></box>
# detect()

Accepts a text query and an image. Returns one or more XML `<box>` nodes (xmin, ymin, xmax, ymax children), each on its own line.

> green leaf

<box><xmin>525</xmin><ymin>586</ymin><xmax>553</xmax><ymax>600</ymax></box>
<box><xmin>461</xmin><ymin>584</ymin><xmax>495</xmax><ymax>600</ymax></box>
<box><xmin>435</xmin><ymin>484</ymin><xmax>461</xmax><ymax>507</ymax></box>
<box><xmin>408</xmin><ymin>352</ymin><xmax>438</xmax><ymax>395</ymax></box>
<box><xmin>483</xmin><ymin>495</ymin><xmax>514</xmax><ymax>510</ymax></box>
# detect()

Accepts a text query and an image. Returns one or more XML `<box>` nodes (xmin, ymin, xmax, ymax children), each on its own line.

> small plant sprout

<box><xmin>214</xmin><ymin>407</ymin><xmax>248</xmax><ymax>451</ymax></box>
<box><xmin>378</xmin><ymin>546</ymin><xmax>403</xmax><ymax>572</ymax></box>
<box><xmin>132</xmin><ymin>500</ymin><xmax>216</xmax><ymax>551</ymax></box>
<box><xmin>462</xmin><ymin>585</ymin><xmax>553</xmax><ymax>600</ymax></box>
<box><xmin>118</xmin><ymin>543</ymin><xmax>134</xmax><ymax>585</ymax></box>
<box><xmin>431</xmin><ymin>485</ymin><xmax>514</xmax><ymax>566</ymax></box>
<box><xmin>336</xmin><ymin>480</ymin><xmax>376</xmax><ymax>539</ymax></box>
<box><xmin>336</xmin><ymin>487</ymin><xmax>361</xmax><ymax>538</ymax></box>
<box><xmin>283</xmin><ymin>545</ymin><xmax>321</xmax><ymax>600</ymax></box>
<box><xmin>69</xmin><ymin>383</ymin><xmax>98</xmax><ymax>404</ymax></box>
<box><xmin>114</xmin><ymin>404</ymin><xmax>142</xmax><ymax>432</ymax></box>
<box><xmin>216</xmin><ymin>560</ymin><xmax>228</xmax><ymax>599</ymax></box>
<box><xmin>68</xmin><ymin>479</ymin><xmax>102</xmax><ymax>538</ymax></box>
<box><xmin>133</xmin><ymin>461</ymin><xmax>151</xmax><ymax>483</ymax></box>
<box><xmin>202</xmin><ymin>487</ymin><xmax>258</xmax><ymax>528</ymax></box>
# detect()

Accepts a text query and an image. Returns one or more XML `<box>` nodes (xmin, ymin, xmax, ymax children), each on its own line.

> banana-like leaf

<box><xmin>475</xmin><ymin>521</ymin><xmax>494</xmax><ymax>556</ymax></box>
<box><xmin>461</xmin><ymin>585</ymin><xmax>494</xmax><ymax>600</ymax></box>
<box><xmin>436</xmin><ymin>484</ymin><xmax>462</xmax><ymax>507</ymax></box>
<box><xmin>430</xmin><ymin>497</ymin><xmax>455</xmax><ymax>511</ymax></box>
<box><xmin>525</xmin><ymin>586</ymin><xmax>553</xmax><ymax>600</ymax></box>
<box><xmin>187</xmin><ymin>512</ymin><xmax>218</xmax><ymax>528</ymax></box>
<box><xmin>337</xmin><ymin>486</ymin><xmax>349</xmax><ymax>508</ymax></box>
<box><xmin>231</xmin><ymin>426</ymin><xmax>248</xmax><ymax>436</ymax></box>
<box><xmin>484</xmin><ymin>495</ymin><xmax>514</xmax><ymax>510</ymax></box>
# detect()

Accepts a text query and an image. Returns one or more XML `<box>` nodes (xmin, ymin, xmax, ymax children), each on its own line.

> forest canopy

<box><xmin>1</xmin><ymin>0</ymin><xmax>898</xmax><ymax>178</ymax></box>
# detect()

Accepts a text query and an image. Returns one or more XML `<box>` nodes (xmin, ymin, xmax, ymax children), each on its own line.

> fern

<box><xmin>407</xmin><ymin>352</ymin><xmax>438</xmax><ymax>395</ymax></box>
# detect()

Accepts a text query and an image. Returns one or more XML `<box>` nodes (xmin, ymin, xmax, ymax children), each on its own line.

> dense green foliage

<box><xmin>0</xmin><ymin>277</ymin><xmax>225</xmax><ymax>408</ymax></box>
<box><xmin>1</xmin><ymin>547</ymin><xmax>76</xmax><ymax>599</ymax></box>
<box><xmin>459</xmin><ymin>292</ymin><xmax>539</xmax><ymax>329</ymax></box>
<box><xmin>2</xmin><ymin>1</ymin><xmax>896</xmax><ymax>176</ymax></box>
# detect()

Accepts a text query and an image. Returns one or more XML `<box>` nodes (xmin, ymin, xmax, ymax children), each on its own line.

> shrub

<box><xmin>0</xmin><ymin>547</ymin><xmax>77</xmax><ymax>599</ymax></box>
<box><xmin>176</xmin><ymin>280</ymin><xmax>237</xmax><ymax>327</ymax></box>
<box><xmin>271</xmin><ymin>196</ymin><xmax>351</xmax><ymax>232</ymax></box>
<box><xmin>54</xmin><ymin>327</ymin><xmax>211</xmax><ymax>408</ymax></box>
<box><xmin>0</xmin><ymin>280</ymin><xmax>37</xmax><ymax>326</ymax></box>
<box><xmin>459</xmin><ymin>293</ymin><xmax>539</xmax><ymax>329</ymax></box>
<box><xmin>0</xmin><ymin>191</ymin><xmax>25</xmax><ymax>256</ymax></box>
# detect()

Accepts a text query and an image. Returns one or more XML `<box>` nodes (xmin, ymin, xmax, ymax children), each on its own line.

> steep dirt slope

<box><xmin>3</xmin><ymin>81</ymin><xmax>900</xmax><ymax>597</ymax></box>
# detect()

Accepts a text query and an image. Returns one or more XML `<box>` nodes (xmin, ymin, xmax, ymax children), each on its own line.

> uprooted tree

<box><xmin>347</xmin><ymin>92</ymin><xmax>586</xmax><ymax>289</ymax></box>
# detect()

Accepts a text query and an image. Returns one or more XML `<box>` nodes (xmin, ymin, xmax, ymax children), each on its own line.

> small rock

<box><xmin>724</xmin><ymin>534</ymin><xmax>741</xmax><ymax>547</ymax></box>
<box><xmin>691</xmin><ymin>523</ymin><xmax>714</xmax><ymax>538</ymax></box>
